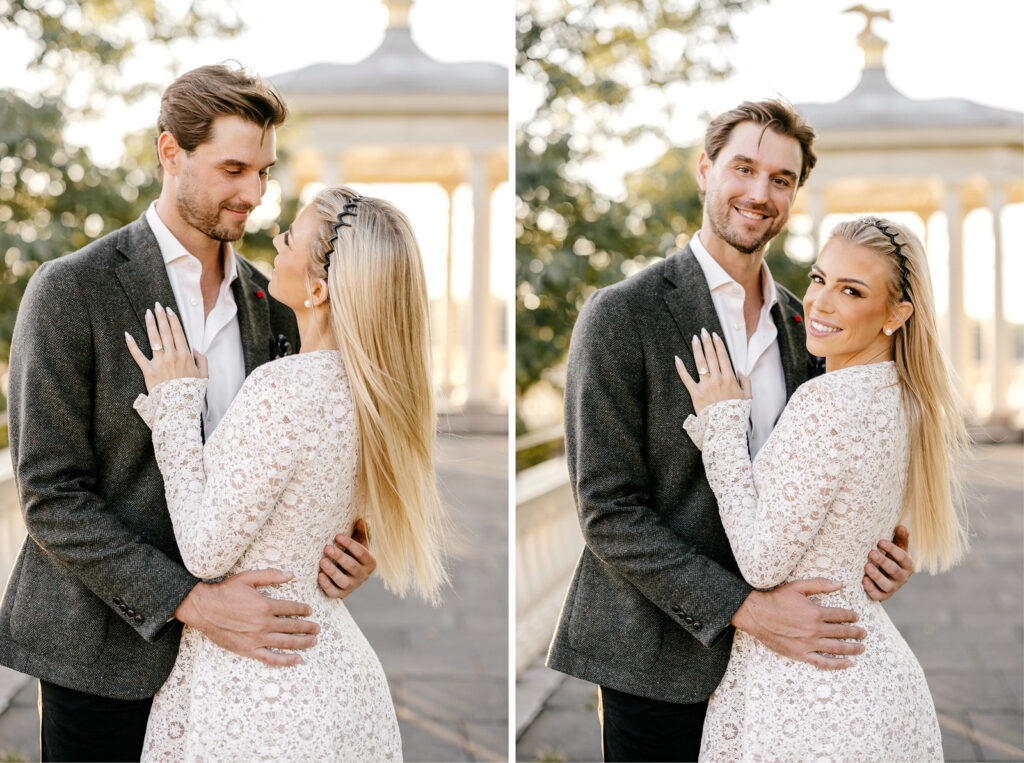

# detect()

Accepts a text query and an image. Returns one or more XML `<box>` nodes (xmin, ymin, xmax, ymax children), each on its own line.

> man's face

<box><xmin>174</xmin><ymin>115</ymin><xmax>276</xmax><ymax>242</ymax></box>
<box><xmin>696</xmin><ymin>121</ymin><xmax>803</xmax><ymax>256</ymax></box>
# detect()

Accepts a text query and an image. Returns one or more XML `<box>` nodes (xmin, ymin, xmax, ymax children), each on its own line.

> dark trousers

<box><xmin>39</xmin><ymin>680</ymin><xmax>153</xmax><ymax>762</ymax></box>
<box><xmin>599</xmin><ymin>685</ymin><xmax>709</xmax><ymax>762</ymax></box>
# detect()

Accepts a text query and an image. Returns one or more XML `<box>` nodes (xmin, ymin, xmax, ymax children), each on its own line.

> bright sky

<box><xmin>1</xmin><ymin>0</ymin><xmax>509</xmax><ymax>164</ymax></box>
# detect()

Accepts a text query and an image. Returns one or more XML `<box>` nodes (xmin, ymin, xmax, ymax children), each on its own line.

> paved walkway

<box><xmin>516</xmin><ymin>444</ymin><xmax>1024</xmax><ymax>762</ymax></box>
<box><xmin>0</xmin><ymin>433</ymin><xmax>509</xmax><ymax>763</ymax></box>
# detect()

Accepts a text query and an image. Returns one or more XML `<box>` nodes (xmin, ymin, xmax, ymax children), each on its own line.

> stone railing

<box><xmin>0</xmin><ymin>450</ymin><xmax>23</xmax><ymax>593</ymax></box>
<box><xmin>515</xmin><ymin>455</ymin><xmax>581</xmax><ymax>673</ymax></box>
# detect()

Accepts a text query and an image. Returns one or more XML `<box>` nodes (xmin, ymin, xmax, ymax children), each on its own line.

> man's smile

<box><xmin>734</xmin><ymin>205</ymin><xmax>771</xmax><ymax>223</ymax></box>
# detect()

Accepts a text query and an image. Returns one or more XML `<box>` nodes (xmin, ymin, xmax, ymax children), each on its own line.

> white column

<box><xmin>943</xmin><ymin>186</ymin><xmax>967</xmax><ymax>401</ymax></box>
<box><xmin>273</xmin><ymin>163</ymin><xmax>294</xmax><ymax>202</ymax></box>
<box><xmin>321</xmin><ymin>155</ymin><xmax>341</xmax><ymax>188</ymax></box>
<box><xmin>989</xmin><ymin>185</ymin><xmax>1008</xmax><ymax>422</ymax></box>
<box><xmin>807</xmin><ymin>186</ymin><xmax>825</xmax><ymax>255</ymax></box>
<box><xmin>442</xmin><ymin>183</ymin><xmax>457</xmax><ymax>399</ymax></box>
<box><xmin>466</xmin><ymin>153</ymin><xmax>493</xmax><ymax>409</ymax></box>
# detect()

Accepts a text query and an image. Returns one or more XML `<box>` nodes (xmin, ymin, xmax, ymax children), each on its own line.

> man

<box><xmin>547</xmin><ymin>100</ymin><xmax>916</xmax><ymax>762</ymax></box>
<box><xmin>0</xmin><ymin>64</ymin><xmax>376</xmax><ymax>761</ymax></box>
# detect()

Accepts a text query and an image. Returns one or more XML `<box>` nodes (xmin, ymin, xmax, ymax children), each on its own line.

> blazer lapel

<box><xmin>231</xmin><ymin>258</ymin><xmax>273</xmax><ymax>376</ymax></box>
<box><xmin>771</xmin><ymin>296</ymin><xmax>809</xmax><ymax>399</ymax></box>
<box><xmin>662</xmin><ymin>245</ymin><xmax>730</xmax><ymax>377</ymax></box>
<box><xmin>114</xmin><ymin>214</ymin><xmax>180</xmax><ymax>351</ymax></box>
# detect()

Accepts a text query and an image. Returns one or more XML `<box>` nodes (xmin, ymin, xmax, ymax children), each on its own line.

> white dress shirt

<box><xmin>690</xmin><ymin>231</ymin><xmax>787</xmax><ymax>457</ymax></box>
<box><xmin>145</xmin><ymin>202</ymin><xmax>246</xmax><ymax>435</ymax></box>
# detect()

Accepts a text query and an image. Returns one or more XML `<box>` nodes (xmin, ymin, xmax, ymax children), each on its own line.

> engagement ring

<box><xmin>698</xmin><ymin>367</ymin><xmax>709</xmax><ymax>375</ymax></box>
<box><xmin>152</xmin><ymin>343</ymin><xmax>163</xmax><ymax>352</ymax></box>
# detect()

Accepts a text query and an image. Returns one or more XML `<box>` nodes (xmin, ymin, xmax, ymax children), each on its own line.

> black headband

<box><xmin>323</xmin><ymin>196</ymin><xmax>367</xmax><ymax>272</ymax></box>
<box><xmin>862</xmin><ymin>218</ymin><xmax>910</xmax><ymax>302</ymax></box>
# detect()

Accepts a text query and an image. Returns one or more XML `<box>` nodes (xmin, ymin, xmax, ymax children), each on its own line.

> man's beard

<box><xmin>706</xmin><ymin>194</ymin><xmax>780</xmax><ymax>256</ymax></box>
<box><xmin>176</xmin><ymin>177</ymin><xmax>248</xmax><ymax>243</ymax></box>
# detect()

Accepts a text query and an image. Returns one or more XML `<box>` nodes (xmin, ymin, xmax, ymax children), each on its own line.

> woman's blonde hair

<box><xmin>828</xmin><ymin>217</ymin><xmax>968</xmax><ymax>573</ymax></box>
<box><xmin>308</xmin><ymin>186</ymin><xmax>448</xmax><ymax>603</ymax></box>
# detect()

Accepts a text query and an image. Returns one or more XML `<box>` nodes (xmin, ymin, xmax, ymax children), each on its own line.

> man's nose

<box><xmin>747</xmin><ymin>175</ymin><xmax>771</xmax><ymax>204</ymax></box>
<box><xmin>239</xmin><ymin>172</ymin><xmax>263</xmax><ymax>207</ymax></box>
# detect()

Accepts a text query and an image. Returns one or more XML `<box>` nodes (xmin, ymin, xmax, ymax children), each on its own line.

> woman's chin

<box><xmin>805</xmin><ymin>337</ymin><xmax>829</xmax><ymax>358</ymax></box>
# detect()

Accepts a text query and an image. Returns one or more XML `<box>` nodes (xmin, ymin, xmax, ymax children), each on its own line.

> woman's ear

<box><xmin>888</xmin><ymin>300</ymin><xmax>914</xmax><ymax>332</ymax></box>
<box><xmin>310</xmin><ymin>277</ymin><xmax>329</xmax><ymax>307</ymax></box>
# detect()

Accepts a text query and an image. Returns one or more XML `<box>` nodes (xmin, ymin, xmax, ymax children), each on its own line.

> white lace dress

<box><xmin>134</xmin><ymin>351</ymin><xmax>401</xmax><ymax>762</ymax></box>
<box><xmin>684</xmin><ymin>362</ymin><xmax>942</xmax><ymax>763</ymax></box>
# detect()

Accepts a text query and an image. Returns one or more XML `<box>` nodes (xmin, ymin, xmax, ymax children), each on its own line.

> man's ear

<box><xmin>696</xmin><ymin>151</ymin><xmax>712</xmax><ymax>193</ymax></box>
<box><xmin>156</xmin><ymin>131</ymin><xmax>183</xmax><ymax>177</ymax></box>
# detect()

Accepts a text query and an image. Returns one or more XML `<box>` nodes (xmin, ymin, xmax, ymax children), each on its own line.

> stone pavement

<box><xmin>0</xmin><ymin>432</ymin><xmax>509</xmax><ymax>763</ymax></box>
<box><xmin>516</xmin><ymin>444</ymin><xmax>1024</xmax><ymax>763</ymax></box>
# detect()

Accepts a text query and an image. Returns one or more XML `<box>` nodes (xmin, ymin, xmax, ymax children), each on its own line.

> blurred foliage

<box><xmin>0</xmin><ymin>91</ymin><xmax>162</xmax><ymax>360</ymax></box>
<box><xmin>516</xmin><ymin>0</ymin><xmax>801</xmax><ymax>410</ymax></box>
<box><xmin>1</xmin><ymin>0</ymin><xmax>241</xmax><ymax>116</ymax></box>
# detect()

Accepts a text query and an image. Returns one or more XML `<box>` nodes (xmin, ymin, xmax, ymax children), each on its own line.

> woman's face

<box><xmin>802</xmin><ymin>238</ymin><xmax>902</xmax><ymax>371</ymax></box>
<box><xmin>269</xmin><ymin>205</ymin><xmax>319</xmax><ymax>311</ymax></box>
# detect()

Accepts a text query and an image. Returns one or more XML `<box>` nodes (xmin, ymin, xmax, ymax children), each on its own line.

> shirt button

<box><xmin>190</xmin><ymin>297</ymin><xmax>198</xmax><ymax>306</ymax></box>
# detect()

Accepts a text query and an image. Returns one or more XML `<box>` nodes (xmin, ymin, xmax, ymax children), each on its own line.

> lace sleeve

<box><xmin>138</xmin><ymin>367</ymin><xmax>300</xmax><ymax>579</ymax></box>
<box><xmin>692</xmin><ymin>384</ymin><xmax>852</xmax><ymax>589</ymax></box>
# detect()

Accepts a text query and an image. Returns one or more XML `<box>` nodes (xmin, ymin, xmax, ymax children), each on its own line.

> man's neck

<box><xmin>155</xmin><ymin>193</ymin><xmax>222</xmax><ymax>270</ymax></box>
<box><xmin>698</xmin><ymin>229</ymin><xmax>765</xmax><ymax>297</ymax></box>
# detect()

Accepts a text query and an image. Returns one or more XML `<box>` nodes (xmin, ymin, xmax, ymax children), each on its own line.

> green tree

<box><xmin>516</xmin><ymin>0</ymin><xmax>762</xmax><ymax>409</ymax></box>
<box><xmin>0</xmin><ymin>91</ymin><xmax>162</xmax><ymax>358</ymax></box>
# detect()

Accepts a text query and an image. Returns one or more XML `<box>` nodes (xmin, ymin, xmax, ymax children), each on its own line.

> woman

<box><xmin>125</xmin><ymin>187</ymin><xmax>448</xmax><ymax>761</ymax></box>
<box><xmin>675</xmin><ymin>217</ymin><xmax>967</xmax><ymax>762</ymax></box>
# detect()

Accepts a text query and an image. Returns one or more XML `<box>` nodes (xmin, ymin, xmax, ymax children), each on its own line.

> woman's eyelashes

<box><xmin>809</xmin><ymin>273</ymin><xmax>863</xmax><ymax>298</ymax></box>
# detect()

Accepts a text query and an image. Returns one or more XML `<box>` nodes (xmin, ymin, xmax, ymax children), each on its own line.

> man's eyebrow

<box><xmin>218</xmin><ymin>159</ymin><xmax>278</xmax><ymax>169</ymax></box>
<box><xmin>729</xmin><ymin>154</ymin><xmax>798</xmax><ymax>179</ymax></box>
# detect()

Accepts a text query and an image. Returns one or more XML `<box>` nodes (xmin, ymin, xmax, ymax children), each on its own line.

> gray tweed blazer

<box><xmin>547</xmin><ymin>244</ymin><xmax>817</xmax><ymax>703</ymax></box>
<box><xmin>0</xmin><ymin>212</ymin><xmax>299</xmax><ymax>700</ymax></box>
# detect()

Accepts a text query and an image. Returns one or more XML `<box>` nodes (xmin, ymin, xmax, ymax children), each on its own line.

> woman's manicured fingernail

<box><xmin>701</xmin><ymin>327</ymin><xmax>709</xmax><ymax>338</ymax></box>
<box><xmin>674</xmin><ymin>355</ymin><xmax>682</xmax><ymax>365</ymax></box>
<box><xmin>155</xmin><ymin>302</ymin><xmax>163</xmax><ymax>313</ymax></box>
<box><xmin>125</xmin><ymin>332</ymin><xmax>132</xmax><ymax>342</ymax></box>
<box><xmin>692</xmin><ymin>335</ymin><xmax>698</xmax><ymax>344</ymax></box>
<box><xmin>712</xmin><ymin>331</ymin><xmax>720</xmax><ymax>341</ymax></box>
<box><xmin>146</xmin><ymin>309</ymin><xmax>153</xmax><ymax>319</ymax></box>
<box><xmin>167</xmin><ymin>306</ymin><xmax>174</xmax><ymax>316</ymax></box>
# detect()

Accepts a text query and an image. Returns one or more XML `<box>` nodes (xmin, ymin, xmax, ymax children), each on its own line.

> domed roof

<box><xmin>798</xmin><ymin>65</ymin><xmax>1022</xmax><ymax>132</ymax></box>
<box><xmin>270</xmin><ymin>23</ymin><xmax>506</xmax><ymax>97</ymax></box>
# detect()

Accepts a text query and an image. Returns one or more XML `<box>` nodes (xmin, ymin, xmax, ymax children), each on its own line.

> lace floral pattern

<box><xmin>685</xmin><ymin>362</ymin><xmax>942</xmax><ymax>763</ymax></box>
<box><xmin>135</xmin><ymin>351</ymin><xmax>401</xmax><ymax>762</ymax></box>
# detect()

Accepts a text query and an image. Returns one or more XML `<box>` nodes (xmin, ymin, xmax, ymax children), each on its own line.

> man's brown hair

<box><xmin>704</xmin><ymin>99</ymin><xmax>817</xmax><ymax>186</ymax></box>
<box><xmin>157</xmin><ymin>63</ymin><xmax>288</xmax><ymax>159</ymax></box>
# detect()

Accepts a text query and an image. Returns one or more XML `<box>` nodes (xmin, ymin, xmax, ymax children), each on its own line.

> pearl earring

<box><xmin>304</xmin><ymin>299</ymin><xmax>312</xmax><ymax>309</ymax></box>
<box><xmin>885</xmin><ymin>328</ymin><xmax>893</xmax><ymax>336</ymax></box>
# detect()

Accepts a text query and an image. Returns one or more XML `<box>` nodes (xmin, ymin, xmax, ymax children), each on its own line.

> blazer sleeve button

<box><xmin>671</xmin><ymin>605</ymin><xmax>682</xmax><ymax>614</ymax></box>
<box><xmin>118</xmin><ymin>603</ymin><xmax>128</xmax><ymax>612</ymax></box>
<box><xmin>693</xmin><ymin>621</ymin><xmax>703</xmax><ymax>630</ymax></box>
<box><xmin>134</xmin><ymin>615</ymin><xmax>144</xmax><ymax>624</ymax></box>
<box><xmin>113</xmin><ymin>597</ymin><xmax>123</xmax><ymax>605</ymax></box>
<box><xmin>126</xmin><ymin>609</ymin><xmax>136</xmax><ymax>617</ymax></box>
